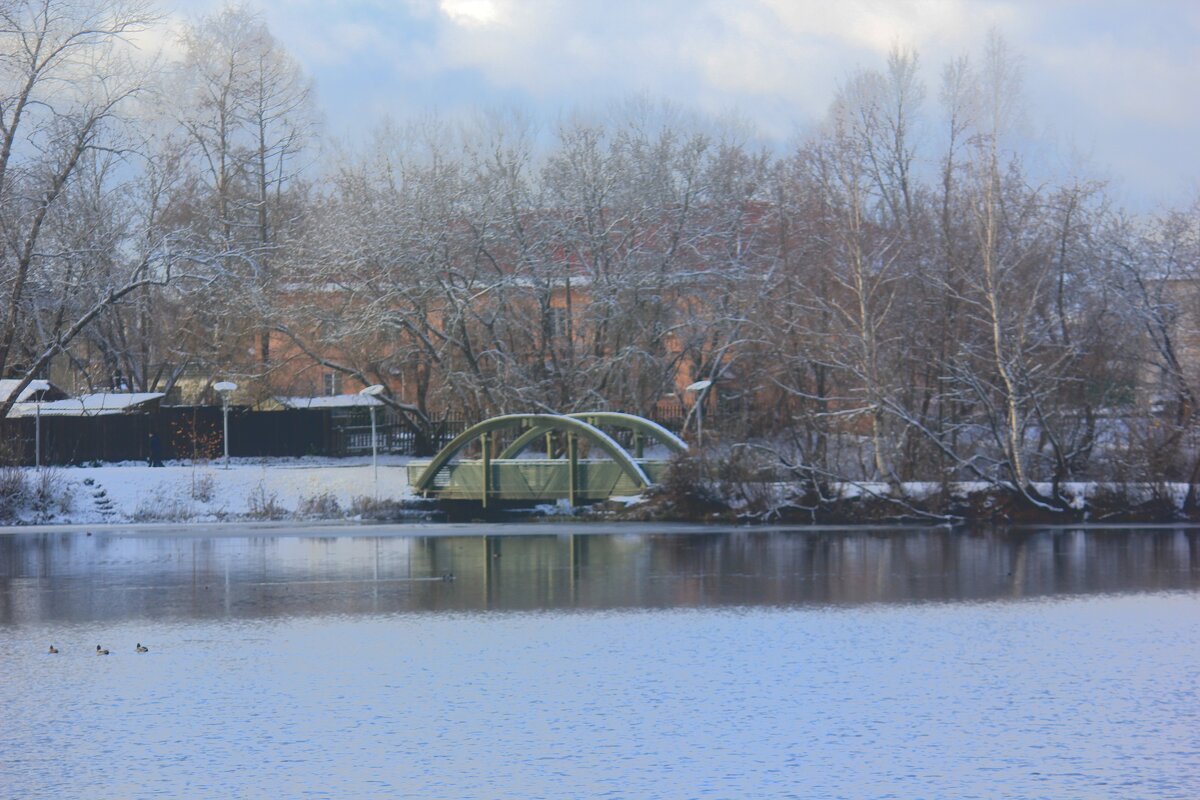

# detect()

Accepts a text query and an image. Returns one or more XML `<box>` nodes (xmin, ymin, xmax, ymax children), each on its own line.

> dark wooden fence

<box><xmin>1</xmin><ymin>413</ymin><xmax>156</xmax><ymax>464</ymax></box>
<box><xmin>0</xmin><ymin>403</ymin><xmax>687</xmax><ymax>467</ymax></box>
<box><xmin>0</xmin><ymin>407</ymin><xmax>468</xmax><ymax>466</ymax></box>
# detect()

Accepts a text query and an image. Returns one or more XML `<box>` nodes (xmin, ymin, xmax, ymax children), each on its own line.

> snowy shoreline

<box><xmin>0</xmin><ymin>457</ymin><xmax>419</xmax><ymax>526</ymax></box>
<box><xmin>6</xmin><ymin>458</ymin><xmax>1200</xmax><ymax>528</ymax></box>
<box><xmin>0</xmin><ymin>519</ymin><xmax>758</xmax><ymax>537</ymax></box>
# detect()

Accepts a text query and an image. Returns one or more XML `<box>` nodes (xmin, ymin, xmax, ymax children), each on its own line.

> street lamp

<box><xmin>359</xmin><ymin>384</ymin><xmax>386</xmax><ymax>497</ymax></box>
<box><xmin>28</xmin><ymin>380</ymin><xmax>49</xmax><ymax>468</ymax></box>
<box><xmin>685</xmin><ymin>379</ymin><xmax>712</xmax><ymax>448</ymax></box>
<box><xmin>214</xmin><ymin>381</ymin><xmax>237</xmax><ymax>469</ymax></box>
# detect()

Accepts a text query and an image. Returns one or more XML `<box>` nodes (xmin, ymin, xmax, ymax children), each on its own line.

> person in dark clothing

<box><xmin>148</xmin><ymin>432</ymin><xmax>164</xmax><ymax>467</ymax></box>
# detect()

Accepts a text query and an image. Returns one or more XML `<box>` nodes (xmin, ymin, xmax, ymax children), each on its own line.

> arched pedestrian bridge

<box><xmin>407</xmin><ymin>413</ymin><xmax>686</xmax><ymax>506</ymax></box>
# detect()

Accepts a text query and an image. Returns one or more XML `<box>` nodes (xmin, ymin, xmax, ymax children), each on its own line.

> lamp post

<box><xmin>214</xmin><ymin>381</ymin><xmax>237</xmax><ymax>469</ymax></box>
<box><xmin>359</xmin><ymin>384</ymin><xmax>386</xmax><ymax>497</ymax></box>
<box><xmin>685</xmin><ymin>379</ymin><xmax>712</xmax><ymax>448</ymax></box>
<box><xmin>28</xmin><ymin>380</ymin><xmax>49</xmax><ymax>468</ymax></box>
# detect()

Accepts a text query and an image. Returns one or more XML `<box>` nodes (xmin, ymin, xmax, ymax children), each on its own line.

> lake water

<box><xmin>1</xmin><ymin>525</ymin><xmax>1198</xmax><ymax>798</ymax></box>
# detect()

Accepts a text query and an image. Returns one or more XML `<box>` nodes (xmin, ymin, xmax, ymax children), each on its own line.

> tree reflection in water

<box><xmin>0</xmin><ymin>526</ymin><xmax>1197</xmax><ymax>625</ymax></box>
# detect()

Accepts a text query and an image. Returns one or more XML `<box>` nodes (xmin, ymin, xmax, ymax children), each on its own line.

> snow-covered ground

<box><xmin>3</xmin><ymin>457</ymin><xmax>417</xmax><ymax>525</ymax></box>
<box><xmin>6</xmin><ymin>458</ymin><xmax>1191</xmax><ymax>527</ymax></box>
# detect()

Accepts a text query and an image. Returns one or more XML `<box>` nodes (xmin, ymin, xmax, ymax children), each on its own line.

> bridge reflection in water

<box><xmin>1</xmin><ymin>526</ymin><xmax>1198</xmax><ymax>625</ymax></box>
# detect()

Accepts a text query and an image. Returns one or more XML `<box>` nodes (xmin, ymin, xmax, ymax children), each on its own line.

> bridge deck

<box><xmin>407</xmin><ymin>458</ymin><xmax>671</xmax><ymax>502</ymax></box>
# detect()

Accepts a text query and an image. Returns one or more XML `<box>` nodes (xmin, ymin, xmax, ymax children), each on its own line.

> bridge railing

<box><xmin>407</xmin><ymin>458</ymin><xmax>672</xmax><ymax>502</ymax></box>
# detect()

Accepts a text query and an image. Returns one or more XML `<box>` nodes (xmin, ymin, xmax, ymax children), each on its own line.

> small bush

<box><xmin>716</xmin><ymin>447</ymin><xmax>787</xmax><ymax>517</ymax></box>
<box><xmin>0</xmin><ymin>466</ymin><xmax>29</xmax><ymax>521</ymax></box>
<box><xmin>349</xmin><ymin>494</ymin><xmax>415</xmax><ymax>520</ymax></box>
<box><xmin>658</xmin><ymin>451</ymin><xmax>732</xmax><ymax>519</ymax></box>
<box><xmin>190</xmin><ymin>471</ymin><xmax>216</xmax><ymax>502</ymax></box>
<box><xmin>1086</xmin><ymin>482</ymin><xmax>1180</xmax><ymax>522</ymax></box>
<box><xmin>246</xmin><ymin>483</ymin><xmax>286</xmax><ymax>520</ymax></box>
<box><xmin>653</xmin><ymin>447</ymin><xmax>794</xmax><ymax>521</ymax></box>
<box><xmin>349</xmin><ymin>494</ymin><xmax>383</xmax><ymax>516</ymax></box>
<box><xmin>297</xmin><ymin>491</ymin><xmax>341</xmax><ymax>518</ymax></box>
<box><xmin>0</xmin><ymin>435</ymin><xmax>23</xmax><ymax>467</ymax></box>
<box><xmin>30</xmin><ymin>467</ymin><xmax>71</xmax><ymax>519</ymax></box>
<box><xmin>132</xmin><ymin>491</ymin><xmax>194</xmax><ymax>522</ymax></box>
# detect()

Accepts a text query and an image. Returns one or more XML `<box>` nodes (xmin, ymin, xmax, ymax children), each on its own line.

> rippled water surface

<box><xmin>2</xmin><ymin>525</ymin><xmax>1198</xmax><ymax>798</ymax></box>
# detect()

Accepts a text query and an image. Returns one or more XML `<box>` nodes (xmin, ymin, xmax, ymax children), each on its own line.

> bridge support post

<box><xmin>481</xmin><ymin>432</ymin><xmax>491</xmax><ymax>508</ymax></box>
<box><xmin>567</xmin><ymin>432</ymin><xmax>578</xmax><ymax>506</ymax></box>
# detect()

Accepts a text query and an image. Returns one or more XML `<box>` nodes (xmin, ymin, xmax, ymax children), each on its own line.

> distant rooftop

<box><xmin>275</xmin><ymin>394</ymin><xmax>384</xmax><ymax>410</ymax></box>
<box><xmin>0</xmin><ymin>379</ymin><xmax>65</xmax><ymax>404</ymax></box>
<box><xmin>7</xmin><ymin>392</ymin><xmax>164</xmax><ymax>418</ymax></box>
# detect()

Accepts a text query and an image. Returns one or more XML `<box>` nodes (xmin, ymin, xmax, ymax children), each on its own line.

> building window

<box><xmin>323</xmin><ymin>372</ymin><xmax>342</xmax><ymax>396</ymax></box>
<box><xmin>547</xmin><ymin>307</ymin><xmax>570</xmax><ymax>339</ymax></box>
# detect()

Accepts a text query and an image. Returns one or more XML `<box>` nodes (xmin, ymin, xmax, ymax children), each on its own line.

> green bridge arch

<box><xmin>409</xmin><ymin>412</ymin><xmax>684</xmax><ymax>506</ymax></box>
<box><xmin>496</xmin><ymin>412</ymin><xmax>688</xmax><ymax>460</ymax></box>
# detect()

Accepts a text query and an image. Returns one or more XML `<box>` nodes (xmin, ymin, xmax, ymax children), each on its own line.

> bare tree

<box><xmin>172</xmin><ymin>2</ymin><xmax>316</xmax><ymax>377</ymax></box>
<box><xmin>0</xmin><ymin>0</ymin><xmax>173</xmax><ymax>417</ymax></box>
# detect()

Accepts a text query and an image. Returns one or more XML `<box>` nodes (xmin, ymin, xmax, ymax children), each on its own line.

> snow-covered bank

<box><xmin>6</xmin><ymin>456</ymin><xmax>1197</xmax><ymax>527</ymax></box>
<box><xmin>0</xmin><ymin>457</ymin><xmax>418</xmax><ymax>525</ymax></box>
<box><xmin>625</xmin><ymin>467</ymin><xmax>1200</xmax><ymax>524</ymax></box>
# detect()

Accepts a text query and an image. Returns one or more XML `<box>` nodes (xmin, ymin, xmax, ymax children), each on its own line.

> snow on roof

<box><xmin>0</xmin><ymin>379</ymin><xmax>61</xmax><ymax>403</ymax></box>
<box><xmin>275</xmin><ymin>394</ymin><xmax>384</xmax><ymax>410</ymax></box>
<box><xmin>7</xmin><ymin>392</ymin><xmax>164</xmax><ymax>418</ymax></box>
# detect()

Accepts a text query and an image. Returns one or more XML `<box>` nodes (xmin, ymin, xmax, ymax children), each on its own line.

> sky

<box><xmin>156</xmin><ymin>0</ymin><xmax>1200</xmax><ymax>210</ymax></box>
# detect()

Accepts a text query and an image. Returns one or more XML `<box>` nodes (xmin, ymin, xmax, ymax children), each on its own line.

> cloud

<box><xmin>403</xmin><ymin>1</ymin><xmax>1034</xmax><ymax>120</ymax></box>
<box><xmin>439</xmin><ymin>0</ymin><xmax>503</xmax><ymax>27</ymax></box>
<box><xmin>155</xmin><ymin>0</ymin><xmax>1200</xmax><ymax>205</ymax></box>
<box><xmin>123</xmin><ymin>7</ymin><xmax>191</xmax><ymax>64</ymax></box>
